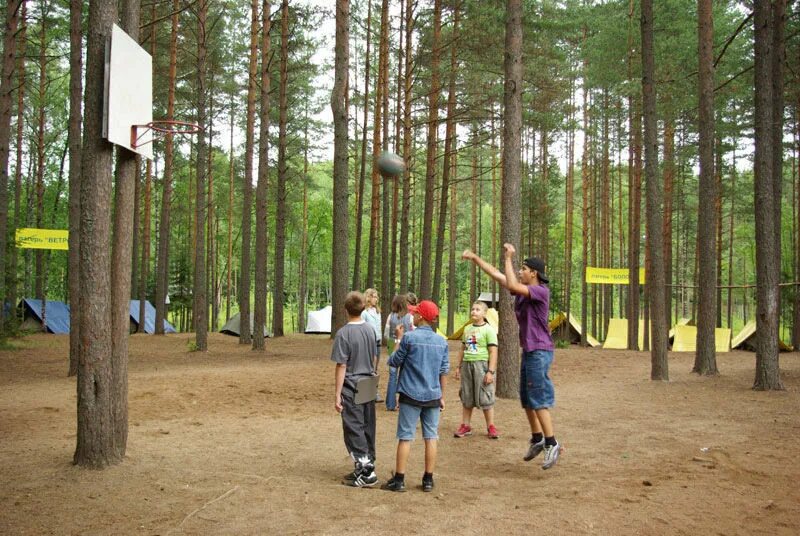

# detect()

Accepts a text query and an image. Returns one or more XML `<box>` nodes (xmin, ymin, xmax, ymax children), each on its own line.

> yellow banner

<box><xmin>16</xmin><ymin>228</ymin><xmax>69</xmax><ymax>250</ymax></box>
<box><xmin>585</xmin><ymin>266</ymin><xmax>645</xmax><ymax>285</ymax></box>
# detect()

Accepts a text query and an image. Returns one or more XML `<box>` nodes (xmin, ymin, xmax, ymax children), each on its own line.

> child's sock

<box><xmin>393</xmin><ymin>472</ymin><xmax>405</xmax><ymax>483</ymax></box>
<box><xmin>545</xmin><ymin>435</ymin><xmax>557</xmax><ymax>447</ymax></box>
<box><xmin>422</xmin><ymin>472</ymin><xmax>433</xmax><ymax>482</ymax></box>
<box><xmin>532</xmin><ymin>432</ymin><xmax>544</xmax><ymax>444</ymax></box>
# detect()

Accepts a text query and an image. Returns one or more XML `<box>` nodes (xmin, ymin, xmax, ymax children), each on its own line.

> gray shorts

<box><xmin>459</xmin><ymin>361</ymin><xmax>496</xmax><ymax>409</ymax></box>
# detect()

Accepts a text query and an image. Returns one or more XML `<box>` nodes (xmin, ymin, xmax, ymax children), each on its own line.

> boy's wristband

<box><xmin>488</xmin><ymin>370</ymin><xmax>495</xmax><ymax>374</ymax></box>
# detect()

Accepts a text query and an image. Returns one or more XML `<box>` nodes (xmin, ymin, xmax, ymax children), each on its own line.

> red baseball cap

<box><xmin>408</xmin><ymin>300</ymin><xmax>439</xmax><ymax>322</ymax></box>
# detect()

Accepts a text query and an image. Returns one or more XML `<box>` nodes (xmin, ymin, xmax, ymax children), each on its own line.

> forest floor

<box><xmin>1</xmin><ymin>332</ymin><xmax>799</xmax><ymax>535</ymax></box>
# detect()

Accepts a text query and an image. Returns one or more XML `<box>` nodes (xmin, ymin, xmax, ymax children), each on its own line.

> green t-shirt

<box><xmin>461</xmin><ymin>322</ymin><xmax>498</xmax><ymax>362</ymax></box>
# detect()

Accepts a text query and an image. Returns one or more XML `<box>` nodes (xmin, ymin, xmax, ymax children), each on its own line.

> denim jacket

<box><xmin>388</xmin><ymin>325</ymin><xmax>449</xmax><ymax>402</ymax></box>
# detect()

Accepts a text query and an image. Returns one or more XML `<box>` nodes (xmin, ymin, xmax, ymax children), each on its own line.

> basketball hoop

<box><xmin>131</xmin><ymin>120</ymin><xmax>203</xmax><ymax>149</ymax></box>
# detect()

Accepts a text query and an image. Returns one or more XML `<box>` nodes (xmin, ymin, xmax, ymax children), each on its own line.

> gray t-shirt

<box><xmin>330</xmin><ymin>321</ymin><xmax>377</xmax><ymax>387</ymax></box>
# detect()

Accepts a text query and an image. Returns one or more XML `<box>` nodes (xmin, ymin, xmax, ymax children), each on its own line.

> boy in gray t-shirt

<box><xmin>332</xmin><ymin>291</ymin><xmax>379</xmax><ymax>487</ymax></box>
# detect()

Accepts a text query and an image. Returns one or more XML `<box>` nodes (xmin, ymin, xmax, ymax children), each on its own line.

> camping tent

<box><xmin>671</xmin><ymin>325</ymin><xmax>731</xmax><ymax>352</ymax></box>
<box><xmin>18</xmin><ymin>298</ymin><xmax>70</xmax><ymax>334</ymax></box>
<box><xmin>731</xmin><ymin>320</ymin><xmax>793</xmax><ymax>352</ymax></box>
<box><xmin>129</xmin><ymin>300</ymin><xmax>177</xmax><ymax>334</ymax></box>
<box><xmin>603</xmin><ymin>318</ymin><xmax>652</xmax><ymax>350</ymax></box>
<box><xmin>549</xmin><ymin>312</ymin><xmax>601</xmax><ymax>347</ymax></box>
<box><xmin>220</xmin><ymin>312</ymin><xmax>269</xmax><ymax>337</ymax></box>
<box><xmin>305</xmin><ymin>305</ymin><xmax>332</xmax><ymax>334</ymax></box>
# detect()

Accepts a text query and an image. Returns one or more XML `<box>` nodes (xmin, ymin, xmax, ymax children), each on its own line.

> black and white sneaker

<box><xmin>346</xmin><ymin>470</ymin><xmax>378</xmax><ymax>487</ymax></box>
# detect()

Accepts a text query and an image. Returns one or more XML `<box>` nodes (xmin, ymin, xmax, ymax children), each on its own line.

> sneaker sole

<box><xmin>344</xmin><ymin>479</ymin><xmax>378</xmax><ymax>487</ymax></box>
<box><xmin>453</xmin><ymin>431</ymin><xmax>473</xmax><ymax>438</ymax></box>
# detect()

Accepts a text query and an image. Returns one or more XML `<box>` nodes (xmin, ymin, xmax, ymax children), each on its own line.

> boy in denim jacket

<box><xmin>381</xmin><ymin>300</ymin><xmax>449</xmax><ymax>492</ymax></box>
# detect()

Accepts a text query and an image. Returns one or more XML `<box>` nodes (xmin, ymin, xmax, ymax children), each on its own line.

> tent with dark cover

<box><xmin>18</xmin><ymin>299</ymin><xmax>71</xmax><ymax>334</ymax></box>
<box><xmin>129</xmin><ymin>300</ymin><xmax>177</xmax><ymax>334</ymax></box>
<box><xmin>220</xmin><ymin>312</ymin><xmax>269</xmax><ymax>337</ymax></box>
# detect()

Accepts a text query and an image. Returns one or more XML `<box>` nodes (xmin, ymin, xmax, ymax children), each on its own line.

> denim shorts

<box><xmin>396</xmin><ymin>402</ymin><xmax>440</xmax><ymax>440</ymax></box>
<box><xmin>519</xmin><ymin>349</ymin><xmax>555</xmax><ymax>410</ymax></box>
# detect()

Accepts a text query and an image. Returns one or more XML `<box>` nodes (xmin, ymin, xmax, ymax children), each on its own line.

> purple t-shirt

<box><xmin>514</xmin><ymin>284</ymin><xmax>554</xmax><ymax>352</ymax></box>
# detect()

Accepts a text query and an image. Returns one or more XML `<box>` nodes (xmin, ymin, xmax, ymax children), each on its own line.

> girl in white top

<box><xmin>361</xmin><ymin>289</ymin><xmax>383</xmax><ymax>402</ymax></box>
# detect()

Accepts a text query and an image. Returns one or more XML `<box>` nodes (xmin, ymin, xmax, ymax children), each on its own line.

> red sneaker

<box><xmin>487</xmin><ymin>424</ymin><xmax>500</xmax><ymax>439</ymax></box>
<box><xmin>453</xmin><ymin>423</ymin><xmax>473</xmax><ymax>438</ymax></box>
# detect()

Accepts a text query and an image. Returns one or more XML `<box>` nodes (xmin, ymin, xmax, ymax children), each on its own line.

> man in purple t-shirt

<box><xmin>462</xmin><ymin>243</ymin><xmax>560</xmax><ymax>470</ymax></box>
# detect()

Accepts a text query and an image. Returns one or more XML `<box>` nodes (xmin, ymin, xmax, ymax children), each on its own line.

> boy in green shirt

<box><xmin>453</xmin><ymin>301</ymin><xmax>500</xmax><ymax>439</ymax></box>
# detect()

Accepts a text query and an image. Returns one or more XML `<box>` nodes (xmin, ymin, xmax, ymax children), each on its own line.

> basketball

<box><xmin>377</xmin><ymin>152</ymin><xmax>406</xmax><ymax>177</ymax></box>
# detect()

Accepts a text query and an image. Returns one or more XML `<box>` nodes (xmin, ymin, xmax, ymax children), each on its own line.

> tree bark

<box><xmin>352</xmin><ymin>0</ymin><xmax>371</xmax><ymax>291</ymax></box>
<box><xmin>254</xmin><ymin>0</ymin><xmax>272</xmax><ymax>348</ymax></box>
<box><xmin>331</xmin><ymin>0</ymin><xmax>350</xmax><ymax>335</ymax></box>
<box><xmin>66</xmin><ymin>0</ymin><xmax>81</xmax><ymax>373</ymax></box>
<box><xmin>272</xmin><ymin>0</ymin><xmax>288</xmax><ymax>339</ymax></box>
<box><xmin>497</xmin><ymin>0</ymin><xmax>522</xmax><ymax>398</ymax></box>
<box><xmin>240</xmin><ymin>0</ymin><xmax>259</xmax><ymax>345</ymax></box>
<box><xmin>74</xmin><ymin>0</ymin><xmax>119</xmax><ymax>468</ymax></box>
<box><xmin>432</xmin><ymin>1</ymin><xmax>459</xmax><ymax>305</ymax></box>
<box><xmin>694</xmin><ymin>0</ymin><xmax>718</xmax><ymax>375</ymax></box>
<box><xmin>398</xmin><ymin>0</ymin><xmax>413</xmax><ymax>294</ymax></box>
<box><xmin>0</xmin><ymin>0</ymin><xmax>21</xmax><ymax>335</ymax></box>
<box><xmin>155</xmin><ymin>0</ymin><xmax>179</xmax><ymax>334</ymax></box>
<box><xmin>752</xmin><ymin>0</ymin><xmax>783</xmax><ymax>389</ymax></box>
<box><xmin>418</xmin><ymin>0</ymin><xmax>442</xmax><ymax>299</ymax></box>
<box><xmin>641</xmin><ymin>0</ymin><xmax>668</xmax><ymax>380</ymax></box>
<box><xmin>193</xmin><ymin>0</ymin><xmax>208</xmax><ymax>351</ymax></box>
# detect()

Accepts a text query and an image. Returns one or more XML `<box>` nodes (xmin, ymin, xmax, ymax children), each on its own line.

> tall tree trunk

<box><xmin>497</xmin><ymin>0</ymin><xmax>522</xmax><ymax>398</ymax></box>
<box><xmin>254</xmin><ymin>0</ymin><xmax>272</xmax><ymax>347</ymax></box>
<box><xmin>137</xmin><ymin>0</ymin><xmax>155</xmax><ymax>334</ymax></box>
<box><xmin>108</xmin><ymin>0</ymin><xmax>141</xmax><ymax>458</ymax></box>
<box><xmin>272</xmin><ymin>0</ymin><xmax>288</xmax><ymax>339</ymax></box>
<box><xmin>240</xmin><ymin>0</ymin><xmax>259</xmax><ymax>345</ymax></box>
<box><xmin>155</xmin><ymin>0</ymin><xmax>179</xmax><ymax>334</ymax></box>
<box><xmin>0</xmin><ymin>0</ymin><xmax>21</xmax><ymax>334</ymax></box>
<box><xmin>662</xmin><ymin>118</ymin><xmax>674</xmax><ymax>331</ymax></box>
<box><xmin>564</xmin><ymin>74</ymin><xmax>575</xmax><ymax>331</ymax></box>
<box><xmin>193</xmin><ymin>0</ymin><xmax>208</xmax><ymax>351</ymax></box>
<box><xmin>367</xmin><ymin>0</ymin><xmax>388</xmax><ymax>289</ymax></box>
<box><xmin>625</xmin><ymin>0</ymin><xmax>640</xmax><ymax>349</ymax></box>
<box><xmin>418</xmin><ymin>0</ymin><xmax>442</xmax><ymax>299</ymax></box>
<box><xmin>34</xmin><ymin>5</ymin><xmax>46</xmax><ymax>301</ymax></box>
<box><xmin>331</xmin><ymin>0</ymin><xmax>350</xmax><ymax>335</ymax></box>
<box><xmin>694</xmin><ymin>0</ymin><xmax>718</xmax><ymax>375</ymax></box>
<box><xmin>74</xmin><ymin>0</ymin><xmax>119</xmax><ymax>468</ymax></box>
<box><xmin>641</xmin><ymin>0</ymin><xmax>668</xmax><ymax>380</ymax></box>
<box><xmin>298</xmin><ymin>102</ymin><xmax>309</xmax><ymax>333</ymax></box>
<box><xmin>580</xmin><ymin>25</ymin><xmax>590</xmax><ymax>346</ymax></box>
<box><xmin>352</xmin><ymin>0</ymin><xmax>371</xmax><ymax>291</ymax></box>
<box><xmin>227</xmin><ymin>93</ymin><xmax>234</xmax><ymax>323</ymax></box>
<box><xmin>447</xmin><ymin>156</ymin><xmax>457</xmax><ymax>334</ymax></box>
<box><xmin>66</xmin><ymin>0</ymin><xmax>81</xmax><ymax>373</ymax></box>
<box><xmin>752</xmin><ymin>0</ymin><xmax>784</xmax><ymax>389</ymax></box>
<box><xmin>398</xmin><ymin>0</ymin><xmax>413</xmax><ymax>293</ymax></box>
<box><xmin>432</xmin><ymin>1</ymin><xmax>459</xmax><ymax>305</ymax></box>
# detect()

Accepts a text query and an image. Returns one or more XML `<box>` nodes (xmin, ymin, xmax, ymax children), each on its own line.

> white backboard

<box><xmin>103</xmin><ymin>24</ymin><xmax>153</xmax><ymax>160</ymax></box>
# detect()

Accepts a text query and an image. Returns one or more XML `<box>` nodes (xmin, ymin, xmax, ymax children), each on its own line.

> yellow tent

<box><xmin>602</xmin><ymin>318</ymin><xmax>653</xmax><ymax>350</ymax></box>
<box><xmin>671</xmin><ymin>325</ymin><xmax>731</xmax><ymax>353</ymax></box>
<box><xmin>603</xmin><ymin>318</ymin><xmax>629</xmax><ymax>349</ymax></box>
<box><xmin>448</xmin><ymin>308</ymin><xmax>499</xmax><ymax>341</ymax></box>
<box><xmin>731</xmin><ymin>320</ymin><xmax>793</xmax><ymax>352</ymax></box>
<box><xmin>549</xmin><ymin>312</ymin><xmax>601</xmax><ymax>347</ymax></box>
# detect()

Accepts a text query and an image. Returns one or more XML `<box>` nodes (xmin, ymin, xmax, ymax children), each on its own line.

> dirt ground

<box><xmin>1</xmin><ymin>332</ymin><xmax>798</xmax><ymax>535</ymax></box>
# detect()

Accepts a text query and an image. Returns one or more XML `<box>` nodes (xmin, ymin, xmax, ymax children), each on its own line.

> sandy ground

<box><xmin>0</xmin><ymin>332</ymin><xmax>798</xmax><ymax>535</ymax></box>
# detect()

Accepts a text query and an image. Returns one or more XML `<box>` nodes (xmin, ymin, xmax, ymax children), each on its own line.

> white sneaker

<box><xmin>542</xmin><ymin>442</ymin><xmax>560</xmax><ymax>470</ymax></box>
<box><xmin>523</xmin><ymin>438</ymin><xmax>545</xmax><ymax>461</ymax></box>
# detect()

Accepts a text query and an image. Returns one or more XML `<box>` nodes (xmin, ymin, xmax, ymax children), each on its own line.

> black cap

<box><xmin>523</xmin><ymin>257</ymin><xmax>549</xmax><ymax>283</ymax></box>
